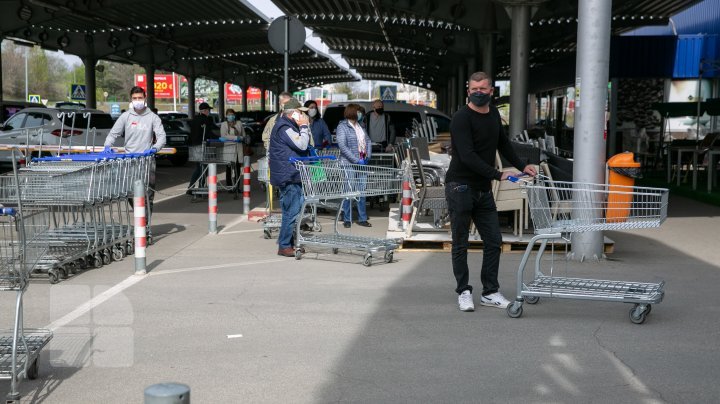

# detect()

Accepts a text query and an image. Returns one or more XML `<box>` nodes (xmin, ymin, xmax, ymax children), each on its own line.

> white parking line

<box><xmin>44</xmin><ymin>258</ymin><xmax>287</xmax><ymax>332</ymax></box>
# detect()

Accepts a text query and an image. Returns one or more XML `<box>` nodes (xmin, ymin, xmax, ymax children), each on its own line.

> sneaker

<box><xmin>479</xmin><ymin>292</ymin><xmax>511</xmax><ymax>309</ymax></box>
<box><xmin>356</xmin><ymin>221</ymin><xmax>372</xmax><ymax>227</ymax></box>
<box><xmin>458</xmin><ymin>290</ymin><xmax>475</xmax><ymax>312</ymax></box>
<box><xmin>343</xmin><ymin>222</ymin><xmax>351</xmax><ymax>228</ymax></box>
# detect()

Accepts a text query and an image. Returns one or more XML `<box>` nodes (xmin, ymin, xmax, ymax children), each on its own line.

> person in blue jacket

<box><xmin>336</xmin><ymin>103</ymin><xmax>372</xmax><ymax>228</ymax></box>
<box><xmin>269</xmin><ymin>98</ymin><xmax>311</xmax><ymax>257</ymax></box>
<box><xmin>304</xmin><ymin>100</ymin><xmax>332</xmax><ymax>147</ymax></box>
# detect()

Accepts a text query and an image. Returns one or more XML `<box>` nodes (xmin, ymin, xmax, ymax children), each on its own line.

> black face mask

<box><xmin>375</xmin><ymin>108</ymin><xmax>384</xmax><ymax>114</ymax></box>
<box><xmin>469</xmin><ymin>92</ymin><xmax>492</xmax><ymax>107</ymax></box>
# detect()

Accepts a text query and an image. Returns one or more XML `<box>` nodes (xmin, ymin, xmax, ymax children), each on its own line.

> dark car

<box><xmin>0</xmin><ymin>100</ymin><xmax>45</xmax><ymax>123</ymax></box>
<box><xmin>160</xmin><ymin>119</ymin><xmax>189</xmax><ymax>166</ymax></box>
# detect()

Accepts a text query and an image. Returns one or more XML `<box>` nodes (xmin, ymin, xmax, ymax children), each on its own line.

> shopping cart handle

<box><xmin>0</xmin><ymin>207</ymin><xmax>16</xmax><ymax>216</ymax></box>
<box><xmin>507</xmin><ymin>174</ymin><xmax>529</xmax><ymax>183</ymax></box>
<box><xmin>289</xmin><ymin>155</ymin><xmax>336</xmax><ymax>162</ymax></box>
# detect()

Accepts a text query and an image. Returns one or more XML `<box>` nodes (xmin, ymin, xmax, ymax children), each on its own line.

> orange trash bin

<box><xmin>607</xmin><ymin>152</ymin><xmax>642</xmax><ymax>223</ymax></box>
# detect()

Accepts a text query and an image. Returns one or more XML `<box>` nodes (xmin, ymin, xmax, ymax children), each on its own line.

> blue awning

<box><xmin>673</xmin><ymin>34</ymin><xmax>720</xmax><ymax>77</ymax></box>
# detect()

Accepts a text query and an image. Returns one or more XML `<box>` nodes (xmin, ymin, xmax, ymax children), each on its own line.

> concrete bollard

<box><xmin>208</xmin><ymin>163</ymin><xmax>218</xmax><ymax>234</ymax></box>
<box><xmin>243</xmin><ymin>155</ymin><xmax>251</xmax><ymax>215</ymax></box>
<box><xmin>401</xmin><ymin>178</ymin><xmax>413</xmax><ymax>231</ymax></box>
<box><xmin>133</xmin><ymin>179</ymin><xmax>147</xmax><ymax>274</ymax></box>
<box><xmin>144</xmin><ymin>383</ymin><xmax>190</xmax><ymax>404</ymax></box>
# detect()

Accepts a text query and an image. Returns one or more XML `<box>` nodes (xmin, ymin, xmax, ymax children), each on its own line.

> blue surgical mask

<box><xmin>227</xmin><ymin>115</ymin><xmax>236</xmax><ymax>122</ymax></box>
<box><xmin>357</xmin><ymin>112</ymin><xmax>364</xmax><ymax>122</ymax></box>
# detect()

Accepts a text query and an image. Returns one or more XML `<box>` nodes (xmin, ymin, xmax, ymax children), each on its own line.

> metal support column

<box><xmin>260</xmin><ymin>85</ymin><xmax>267</xmax><ymax>111</ymax></box>
<box><xmin>449</xmin><ymin>76</ymin><xmax>457</xmax><ymax>113</ymax></box>
<box><xmin>457</xmin><ymin>64</ymin><xmax>467</xmax><ymax>109</ymax></box>
<box><xmin>482</xmin><ymin>34</ymin><xmax>496</xmax><ymax>83</ymax></box>
<box><xmin>187</xmin><ymin>76</ymin><xmax>196</xmax><ymax>117</ymax></box>
<box><xmin>608</xmin><ymin>78</ymin><xmax>619</xmax><ymax>157</ymax></box>
<box><xmin>571</xmin><ymin>0</ymin><xmax>613</xmax><ymax>261</ymax></box>
<box><xmin>0</xmin><ymin>40</ymin><xmax>4</xmax><ymax>102</ymax></box>
<box><xmin>509</xmin><ymin>5</ymin><xmax>530</xmax><ymax>139</ymax></box>
<box><xmin>242</xmin><ymin>86</ymin><xmax>248</xmax><ymax>112</ymax></box>
<box><xmin>145</xmin><ymin>65</ymin><xmax>155</xmax><ymax>110</ymax></box>
<box><xmin>83</xmin><ymin>57</ymin><xmax>97</xmax><ymax>109</ymax></box>
<box><xmin>218</xmin><ymin>73</ymin><xmax>226</xmax><ymax>121</ymax></box>
<box><xmin>467</xmin><ymin>57</ymin><xmax>477</xmax><ymax>79</ymax></box>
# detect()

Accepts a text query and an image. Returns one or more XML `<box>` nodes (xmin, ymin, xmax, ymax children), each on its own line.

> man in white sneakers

<box><xmin>445</xmin><ymin>71</ymin><xmax>536</xmax><ymax>312</ymax></box>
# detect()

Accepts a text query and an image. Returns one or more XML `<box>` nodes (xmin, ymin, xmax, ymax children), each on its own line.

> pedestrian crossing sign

<box><xmin>380</xmin><ymin>85</ymin><xmax>396</xmax><ymax>102</ymax></box>
<box><xmin>71</xmin><ymin>84</ymin><xmax>86</xmax><ymax>100</ymax></box>
<box><xmin>28</xmin><ymin>94</ymin><xmax>41</xmax><ymax>103</ymax></box>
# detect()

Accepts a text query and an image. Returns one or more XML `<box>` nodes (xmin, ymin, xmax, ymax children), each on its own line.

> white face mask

<box><xmin>308</xmin><ymin>108</ymin><xmax>317</xmax><ymax>118</ymax></box>
<box><xmin>131</xmin><ymin>100</ymin><xmax>145</xmax><ymax>110</ymax></box>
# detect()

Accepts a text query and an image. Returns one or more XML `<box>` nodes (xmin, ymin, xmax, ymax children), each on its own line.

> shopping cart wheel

<box><xmin>363</xmin><ymin>254</ymin><xmax>373</xmax><ymax>267</ymax></box>
<box><xmin>101</xmin><ymin>251</ymin><xmax>111</xmax><ymax>265</ymax></box>
<box><xmin>332</xmin><ymin>248</ymin><xmax>339</xmax><ymax>254</ymax></box>
<box><xmin>93</xmin><ymin>253</ymin><xmax>103</xmax><ymax>268</ymax></box>
<box><xmin>26</xmin><ymin>358</ymin><xmax>39</xmax><ymax>380</ymax></box>
<box><xmin>66</xmin><ymin>263</ymin><xmax>77</xmax><ymax>276</ymax></box>
<box><xmin>112</xmin><ymin>248</ymin><xmax>123</xmax><ymax>261</ymax></box>
<box><xmin>629</xmin><ymin>305</ymin><xmax>649</xmax><ymax>324</ymax></box>
<box><xmin>58</xmin><ymin>267</ymin><xmax>68</xmax><ymax>280</ymax></box>
<box><xmin>524</xmin><ymin>296</ymin><xmax>540</xmax><ymax>305</ymax></box>
<box><xmin>48</xmin><ymin>270</ymin><xmax>60</xmax><ymax>284</ymax></box>
<box><xmin>294</xmin><ymin>249</ymin><xmax>303</xmax><ymax>260</ymax></box>
<box><xmin>77</xmin><ymin>258</ymin><xmax>88</xmax><ymax>270</ymax></box>
<box><xmin>263</xmin><ymin>229</ymin><xmax>272</xmax><ymax>239</ymax></box>
<box><xmin>507</xmin><ymin>302</ymin><xmax>523</xmax><ymax>318</ymax></box>
<box><xmin>126</xmin><ymin>241</ymin><xmax>134</xmax><ymax>255</ymax></box>
<box><xmin>384</xmin><ymin>251</ymin><xmax>394</xmax><ymax>263</ymax></box>
<box><xmin>312</xmin><ymin>223</ymin><xmax>322</xmax><ymax>232</ymax></box>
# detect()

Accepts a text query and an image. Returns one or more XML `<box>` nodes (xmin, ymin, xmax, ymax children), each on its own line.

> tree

<box><xmin>1</xmin><ymin>41</ymin><xmax>26</xmax><ymax>100</ymax></box>
<box><xmin>332</xmin><ymin>83</ymin><xmax>353</xmax><ymax>97</ymax></box>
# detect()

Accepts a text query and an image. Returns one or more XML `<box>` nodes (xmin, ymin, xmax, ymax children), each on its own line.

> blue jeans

<box><xmin>278</xmin><ymin>183</ymin><xmax>304</xmax><ymax>249</ymax></box>
<box><xmin>341</xmin><ymin>165</ymin><xmax>368</xmax><ymax>223</ymax></box>
<box><xmin>342</xmin><ymin>197</ymin><xmax>368</xmax><ymax>223</ymax></box>
<box><xmin>445</xmin><ymin>182</ymin><xmax>502</xmax><ymax>296</ymax></box>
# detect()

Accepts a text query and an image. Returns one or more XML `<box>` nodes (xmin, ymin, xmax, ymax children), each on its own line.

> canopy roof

<box><xmin>0</xmin><ymin>0</ymin><xmax>702</xmax><ymax>92</ymax></box>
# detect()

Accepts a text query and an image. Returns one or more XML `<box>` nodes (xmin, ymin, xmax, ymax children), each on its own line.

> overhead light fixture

<box><xmin>57</xmin><ymin>34</ymin><xmax>70</xmax><ymax>49</ymax></box>
<box><xmin>17</xmin><ymin>5</ymin><xmax>32</xmax><ymax>21</ymax></box>
<box><xmin>125</xmin><ymin>48</ymin><xmax>135</xmax><ymax>57</ymax></box>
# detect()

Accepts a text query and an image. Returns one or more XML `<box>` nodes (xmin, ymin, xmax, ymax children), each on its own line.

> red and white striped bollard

<box><xmin>243</xmin><ymin>155</ymin><xmax>251</xmax><ymax>215</ymax></box>
<box><xmin>133</xmin><ymin>179</ymin><xmax>147</xmax><ymax>274</ymax></box>
<box><xmin>208</xmin><ymin>163</ymin><xmax>218</xmax><ymax>234</ymax></box>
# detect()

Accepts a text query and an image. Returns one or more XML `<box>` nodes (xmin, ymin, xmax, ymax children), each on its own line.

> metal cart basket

<box><xmin>188</xmin><ymin>141</ymin><xmax>243</xmax><ymax>198</ymax></box>
<box><xmin>507</xmin><ymin>175</ymin><xmax>669</xmax><ymax>324</ymax></box>
<box><xmin>0</xmin><ymin>155</ymin><xmax>53</xmax><ymax>402</ymax></box>
<box><xmin>292</xmin><ymin>156</ymin><xmax>403</xmax><ymax>266</ymax></box>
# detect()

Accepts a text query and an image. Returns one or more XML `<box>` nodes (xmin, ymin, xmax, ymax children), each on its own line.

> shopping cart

<box><xmin>292</xmin><ymin>156</ymin><xmax>403</xmax><ymax>266</ymax></box>
<box><xmin>0</xmin><ymin>153</ymin><xmax>53</xmax><ymax>402</ymax></box>
<box><xmin>188</xmin><ymin>140</ymin><xmax>243</xmax><ymax>199</ymax></box>
<box><xmin>506</xmin><ymin>175</ymin><xmax>669</xmax><ymax>324</ymax></box>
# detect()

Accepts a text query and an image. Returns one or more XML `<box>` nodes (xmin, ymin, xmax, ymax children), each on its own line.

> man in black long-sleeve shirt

<box><xmin>445</xmin><ymin>71</ymin><xmax>537</xmax><ymax>312</ymax></box>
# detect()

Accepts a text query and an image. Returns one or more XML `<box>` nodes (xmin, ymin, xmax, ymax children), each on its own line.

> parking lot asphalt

<box><xmin>1</xmin><ymin>159</ymin><xmax>719</xmax><ymax>403</ymax></box>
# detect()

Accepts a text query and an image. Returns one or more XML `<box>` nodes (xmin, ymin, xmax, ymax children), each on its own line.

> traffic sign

<box><xmin>380</xmin><ymin>85</ymin><xmax>397</xmax><ymax>102</ymax></box>
<box><xmin>71</xmin><ymin>84</ymin><xmax>87</xmax><ymax>100</ymax></box>
<box><xmin>28</xmin><ymin>94</ymin><xmax>41</xmax><ymax>103</ymax></box>
<box><xmin>268</xmin><ymin>16</ymin><xmax>306</xmax><ymax>55</ymax></box>
<box><xmin>110</xmin><ymin>103</ymin><xmax>121</xmax><ymax>118</ymax></box>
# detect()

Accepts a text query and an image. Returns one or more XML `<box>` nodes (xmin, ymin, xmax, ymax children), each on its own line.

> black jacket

<box><xmin>190</xmin><ymin>114</ymin><xmax>219</xmax><ymax>145</ymax></box>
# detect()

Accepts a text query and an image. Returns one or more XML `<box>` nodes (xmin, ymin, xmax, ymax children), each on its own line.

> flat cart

<box><xmin>506</xmin><ymin>175</ymin><xmax>669</xmax><ymax>324</ymax></box>
<box><xmin>292</xmin><ymin>156</ymin><xmax>403</xmax><ymax>266</ymax></box>
<box><xmin>0</xmin><ymin>155</ymin><xmax>53</xmax><ymax>402</ymax></box>
<box><xmin>188</xmin><ymin>140</ymin><xmax>243</xmax><ymax>199</ymax></box>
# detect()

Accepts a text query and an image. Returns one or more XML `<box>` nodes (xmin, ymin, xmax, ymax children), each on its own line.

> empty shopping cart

<box><xmin>506</xmin><ymin>175</ymin><xmax>669</xmax><ymax>324</ymax></box>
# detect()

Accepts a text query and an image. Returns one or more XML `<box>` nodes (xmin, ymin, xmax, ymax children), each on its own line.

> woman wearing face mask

<box><xmin>335</xmin><ymin>103</ymin><xmax>372</xmax><ymax>228</ymax></box>
<box><xmin>304</xmin><ymin>100</ymin><xmax>332</xmax><ymax>148</ymax></box>
<box><xmin>220</xmin><ymin>108</ymin><xmax>246</xmax><ymax>186</ymax></box>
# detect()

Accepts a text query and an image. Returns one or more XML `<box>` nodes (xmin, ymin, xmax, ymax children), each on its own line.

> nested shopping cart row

<box><xmin>0</xmin><ymin>152</ymin><xmax>152</xmax><ymax>283</ymax></box>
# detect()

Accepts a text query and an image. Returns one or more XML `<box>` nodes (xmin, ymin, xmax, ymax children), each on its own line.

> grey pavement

<box><xmin>1</xmin><ymin>160</ymin><xmax>719</xmax><ymax>403</ymax></box>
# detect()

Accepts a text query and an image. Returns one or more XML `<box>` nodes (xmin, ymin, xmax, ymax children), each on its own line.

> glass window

<box><xmin>427</xmin><ymin>114</ymin><xmax>450</xmax><ymax>132</ymax></box>
<box><xmin>24</xmin><ymin>112</ymin><xmax>50</xmax><ymax>128</ymax></box>
<box><xmin>64</xmin><ymin>113</ymin><xmax>115</xmax><ymax>129</ymax></box>
<box><xmin>388</xmin><ymin>111</ymin><xmax>422</xmax><ymax>137</ymax></box>
<box><xmin>322</xmin><ymin>106</ymin><xmax>347</xmax><ymax>134</ymax></box>
<box><xmin>3</xmin><ymin>113</ymin><xmax>26</xmax><ymax>130</ymax></box>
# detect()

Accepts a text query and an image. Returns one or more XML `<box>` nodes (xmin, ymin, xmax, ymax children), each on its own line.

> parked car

<box><xmin>322</xmin><ymin>101</ymin><xmax>451</xmax><ymax>141</ymax></box>
<box><xmin>55</xmin><ymin>101</ymin><xmax>86</xmax><ymax>110</ymax></box>
<box><xmin>158</xmin><ymin>111</ymin><xmax>189</xmax><ymax>120</ymax></box>
<box><xmin>0</xmin><ymin>100</ymin><xmax>45</xmax><ymax>123</ymax></box>
<box><xmin>159</xmin><ymin>119</ymin><xmax>190</xmax><ymax>166</ymax></box>
<box><xmin>0</xmin><ymin>107</ymin><xmax>114</xmax><ymax>166</ymax></box>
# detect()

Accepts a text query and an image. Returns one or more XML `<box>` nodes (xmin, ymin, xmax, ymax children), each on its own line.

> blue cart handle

<box><xmin>289</xmin><ymin>155</ymin><xmax>336</xmax><ymax>162</ymax></box>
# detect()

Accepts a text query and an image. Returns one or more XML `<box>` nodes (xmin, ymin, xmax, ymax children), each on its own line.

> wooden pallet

<box><xmin>400</xmin><ymin>238</ymin><xmax>615</xmax><ymax>254</ymax></box>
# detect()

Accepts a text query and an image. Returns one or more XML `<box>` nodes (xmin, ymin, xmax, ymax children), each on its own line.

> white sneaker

<box><xmin>479</xmin><ymin>292</ymin><xmax>511</xmax><ymax>309</ymax></box>
<box><xmin>458</xmin><ymin>290</ymin><xmax>475</xmax><ymax>312</ymax></box>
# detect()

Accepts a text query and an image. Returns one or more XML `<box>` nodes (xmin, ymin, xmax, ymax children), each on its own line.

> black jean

<box><xmin>445</xmin><ymin>182</ymin><xmax>503</xmax><ymax>296</ymax></box>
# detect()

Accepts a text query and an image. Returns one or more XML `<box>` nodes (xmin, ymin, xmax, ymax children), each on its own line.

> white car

<box><xmin>0</xmin><ymin>107</ymin><xmax>114</xmax><ymax>166</ymax></box>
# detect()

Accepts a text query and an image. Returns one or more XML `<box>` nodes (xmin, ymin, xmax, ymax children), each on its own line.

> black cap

<box><xmin>198</xmin><ymin>102</ymin><xmax>212</xmax><ymax>110</ymax></box>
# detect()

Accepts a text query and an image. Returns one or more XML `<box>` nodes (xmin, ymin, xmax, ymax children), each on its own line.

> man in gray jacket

<box><xmin>105</xmin><ymin>86</ymin><xmax>166</xmax><ymax>240</ymax></box>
